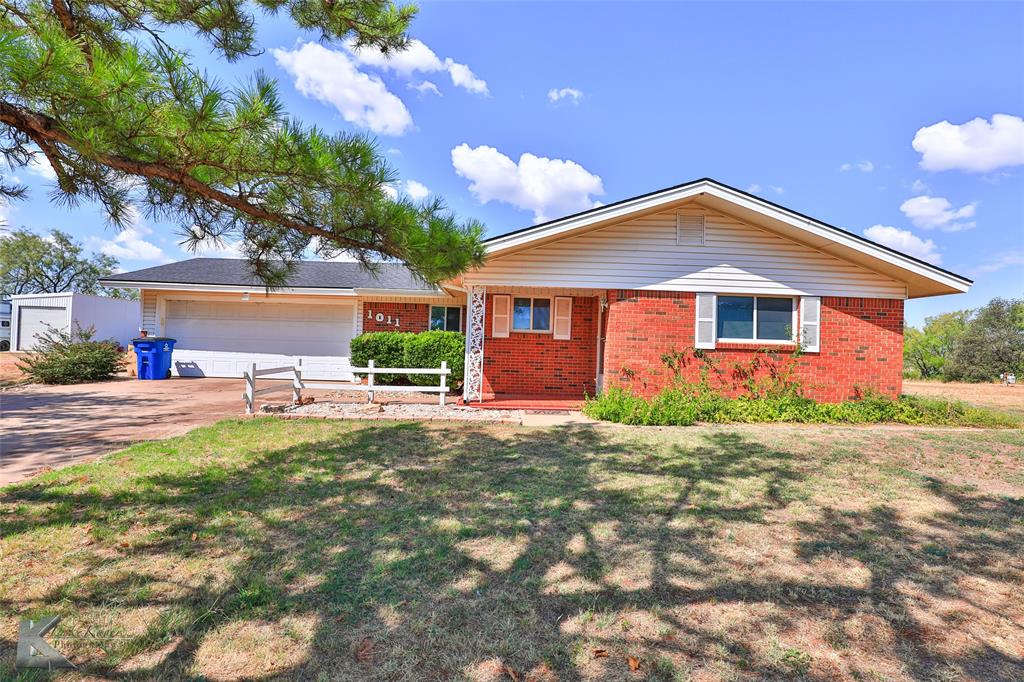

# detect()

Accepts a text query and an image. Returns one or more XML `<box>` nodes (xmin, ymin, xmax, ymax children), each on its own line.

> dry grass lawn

<box><xmin>1</xmin><ymin>419</ymin><xmax>1022</xmax><ymax>680</ymax></box>
<box><xmin>904</xmin><ymin>379</ymin><xmax>1024</xmax><ymax>418</ymax></box>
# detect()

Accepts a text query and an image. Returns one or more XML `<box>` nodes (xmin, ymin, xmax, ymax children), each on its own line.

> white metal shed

<box><xmin>10</xmin><ymin>293</ymin><xmax>140</xmax><ymax>351</ymax></box>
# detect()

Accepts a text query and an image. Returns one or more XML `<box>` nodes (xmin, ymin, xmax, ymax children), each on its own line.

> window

<box><xmin>0</xmin><ymin>320</ymin><xmax>8</xmax><ymax>328</ymax></box>
<box><xmin>429</xmin><ymin>305</ymin><xmax>462</xmax><ymax>332</ymax></box>
<box><xmin>716</xmin><ymin>296</ymin><xmax>795</xmax><ymax>342</ymax></box>
<box><xmin>512</xmin><ymin>297</ymin><xmax>551</xmax><ymax>332</ymax></box>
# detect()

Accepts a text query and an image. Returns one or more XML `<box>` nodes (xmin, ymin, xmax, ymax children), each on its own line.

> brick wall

<box><xmin>482</xmin><ymin>295</ymin><xmax>598</xmax><ymax>397</ymax></box>
<box><xmin>602</xmin><ymin>290</ymin><xmax>903</xmax><ymax>402</ymax></box>
<box><xmin>361</xmin><ymin>302</ymin><xmax>467</xmax><ymax>334</ymax></box>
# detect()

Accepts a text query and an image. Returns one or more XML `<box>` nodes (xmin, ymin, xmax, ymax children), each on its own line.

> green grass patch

<box><xmin>583</xmin><ymin>386</ymin><xmax>1021</xmax><ymax>427</ymax></box>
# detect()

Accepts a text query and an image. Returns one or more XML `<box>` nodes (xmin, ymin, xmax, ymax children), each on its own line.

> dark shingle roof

<box><xmin>101</xmin><ymin>258</ymin><xmax>435</xmax><ymax>291</ymax></box>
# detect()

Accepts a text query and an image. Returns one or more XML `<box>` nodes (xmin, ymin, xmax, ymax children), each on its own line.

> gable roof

<box><xmin>100</xmin><ymin>258</ymin><xmax>436</xmax><ymax>293</ymax></box>
<box><xmin>482</xmin><ymin>178</ymin><xmax>971</xmax><ymax>299</ymax></box>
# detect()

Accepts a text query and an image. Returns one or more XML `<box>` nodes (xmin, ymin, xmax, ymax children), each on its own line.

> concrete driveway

<box><xmin>1</xmin><ymin>377</ymin><xmax>258</xmax><ymax>486</ymax></box>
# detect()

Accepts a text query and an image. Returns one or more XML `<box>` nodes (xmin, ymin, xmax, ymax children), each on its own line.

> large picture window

<box><xmin>512</xmin><ymin>297</ymin><xmax>551</xmax><ymax>332</ymax></box>
<box><xmin>716</xmin><ymin>296</ymin><xmax>795</xmax><ymax>342</ymax></box>
<box><xmin>429</xmin><ymin>305</ymin><xmax>462</xmax><ymax>332</ymax></box>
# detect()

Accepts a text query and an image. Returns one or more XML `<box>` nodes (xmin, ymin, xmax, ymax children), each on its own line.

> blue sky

<box><xmin>4</xmin><ymin>1</ymin><xmax>1023</xmax><ymax>326</ymax></box>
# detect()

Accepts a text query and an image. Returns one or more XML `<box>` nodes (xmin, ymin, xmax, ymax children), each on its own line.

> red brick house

<box><xmin>103</xmin><ymin>179</ymin><xmax>970</xmax><ymax>404</ymax></box>
<box><xmin>453</xmin><ymin>178</ymin><xmax>970</xmax><ymax>403</ymax></box>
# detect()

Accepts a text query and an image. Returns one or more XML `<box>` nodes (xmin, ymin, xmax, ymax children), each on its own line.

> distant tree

<box><xmin>945</xmin><ymin>298</ymin><xmax>1024</xmax><ymax>382</ymax></box>
<box><xmin>903</xmin><ymin>310</ymin><xmax>970</xmax><ymax>379</ymax></box>
<box><xmin>0</xmin><ymin>0</ymin><xmax>485</xmax><ymax>286</ymax></box>
<box><xmin>0</xmin><ymin>228</ymin><xmax>135</xmax><ymax>299</ymax></box>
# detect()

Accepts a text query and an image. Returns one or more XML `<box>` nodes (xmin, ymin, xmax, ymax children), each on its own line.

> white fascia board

<box><xmin>353</xmin><ymin>288</ymin><xmax>447</xmax><ymax>297</ymax></box>
<box><xmin>97</xmin><ymin>280</ymin><xmax>358</xmax><ymax>296</ymax></box>
<box><xmin>10</xmin><ymin>292</ymin><xmax>75</xmax><ymax>300</ymax></box>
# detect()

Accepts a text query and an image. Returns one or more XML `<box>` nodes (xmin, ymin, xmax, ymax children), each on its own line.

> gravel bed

<box><xmin>262</xmin><ymin>400</ymin><xmax>523</xmax><ymax>423</ymax></box>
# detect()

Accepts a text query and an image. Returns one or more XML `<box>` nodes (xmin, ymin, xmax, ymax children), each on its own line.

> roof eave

<box><xmin>481</xmin><ymin>178</ymin><xmax>972</xmax><ymax>298</ymax></box>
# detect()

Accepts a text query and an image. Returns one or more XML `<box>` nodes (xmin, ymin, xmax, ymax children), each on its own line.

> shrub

<box><xmin>17</xmin><ymin>324</ymin><xmax>123</xmax><ymax>384</ymax></box>
<box><xmin>349</xmin><ymin>332</ymin><xmax>410</xmax><ymax>383</ymax></box>
<box><xmin>582</xmin><ymin>386</ymin><xmax>1018</xmax><ymax>428</ymax></box>
<box><xmin>349</xmin><ymin>330</ymin><xmax>465</xmax><ymax>387</ymax></box>
<box><xmin>403</xmin><ymin>331</ymin><xmax>465</xmax><ymax>387</ymax></box>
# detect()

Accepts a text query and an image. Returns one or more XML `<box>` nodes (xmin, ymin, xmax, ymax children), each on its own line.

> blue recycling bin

<box><xmin>133</xmin><ymin>337</ymin><xmax>176</xmax><ymax>380</ymax></box>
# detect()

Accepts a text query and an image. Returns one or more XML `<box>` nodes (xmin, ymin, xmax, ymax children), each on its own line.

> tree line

<box><xmin>904</xmin><ymin>297</ymin><xmax>1024</xmax><ymax>382</ymax></box>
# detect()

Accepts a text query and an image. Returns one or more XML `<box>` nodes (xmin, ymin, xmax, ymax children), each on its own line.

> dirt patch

<box><xmin>904</xmin><ymin>379</ymin><xmax>1024</xmax><ymax>416</ymax></box>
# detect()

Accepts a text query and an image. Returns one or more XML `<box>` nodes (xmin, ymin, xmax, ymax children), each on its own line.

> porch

<box><xmin>460</xmin><ymin>285</ymin><xmax>607</xmax><ymax>404</ymax></box>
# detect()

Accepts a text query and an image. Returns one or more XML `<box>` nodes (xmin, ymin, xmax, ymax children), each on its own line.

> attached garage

<box><xmin>164</xmin><ymin>299</ymin><xmax>357</xmax><ymax>380</ymax></box>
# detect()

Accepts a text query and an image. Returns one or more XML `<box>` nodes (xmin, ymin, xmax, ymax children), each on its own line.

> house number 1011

<box><xmin>367</xmin><ymin>309</ymin><xmax>400</xmax><ymax>327</ymax></box>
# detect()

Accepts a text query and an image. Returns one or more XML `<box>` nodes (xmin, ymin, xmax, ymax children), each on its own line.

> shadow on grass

<box><xmin>1</xmin><ymin>420</ymin><xmax>1021</xmax><ymax>680</ymax></box>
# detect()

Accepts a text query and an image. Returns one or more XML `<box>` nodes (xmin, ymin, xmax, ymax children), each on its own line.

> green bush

<box><xmin>403</xmin><ymin>331</ymin><xmax>465</xmax><ymax>387</ymax></box>
<box><xmin>583</xmin><ymin>386</ymin><xmax>1018</xmax><ymax>428</ymax></box>
<box><xmin>17</xmin><ymin>324</ymin><xmax>124</xmax><ymax>384</ymax></box>
<box><xmin>349</xmin><ymin>332</ymin><xmax>410</xmax><ymax>383</ymax></box>
<box><xmin>349</xmin><ymin>330</ymin><xmax>465</xmax><ymax>387</ymax></box>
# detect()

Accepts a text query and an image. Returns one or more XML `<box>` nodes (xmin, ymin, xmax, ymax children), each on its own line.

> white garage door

<box><xmin>17</xmin><ymin>306</ymin><xmax>68</xmax><ymax>350</ymax></box>
<box><xmin>164</xmin><ymin>300</ymin><xmax>356</xmax><ymax>380</ymax></box>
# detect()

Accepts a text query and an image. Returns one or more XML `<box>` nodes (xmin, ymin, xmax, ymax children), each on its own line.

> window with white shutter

<box><xmin>492</xmin><ymin>294</ymin><xmax>510</xmax><ymax>338</ymax></box>
<box><xmin>553</xmin><ymin>296</ymin><xmax>572</xmax><ymax>340</ymax></box>
<box><xmin>676</xmin><ymin>212</ymin><xmax>705</xmax><ymax>246</ymax></box>
<box><xmin>695</xmin><ymin>293</ymin><xmax>716</xmax><ymax>349</ymax></box>
<box><xmin>800</xmin><ymin>296</ymin><xmax>821</xmax><ymax>352</ymax></box>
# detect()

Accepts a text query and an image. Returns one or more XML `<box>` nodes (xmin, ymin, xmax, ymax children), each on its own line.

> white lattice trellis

<box><xmin>463</xmin><ymin>285</ymin><xmax>486</xmax><ymax>402</ymax></box>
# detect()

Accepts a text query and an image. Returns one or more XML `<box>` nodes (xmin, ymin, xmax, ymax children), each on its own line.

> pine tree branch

<box><xmin>51</xmin><ymin>0</ymin><xmax>94</xmax><ymax>68</ymax></box>
<box><xmin>0</xmin><ymin>99</ymin><xmax>367</xmax><ymax>248</ymax></box>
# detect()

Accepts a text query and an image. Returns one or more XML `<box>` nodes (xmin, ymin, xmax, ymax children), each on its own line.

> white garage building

<box><xmin>99</xmin><ymin>258</ymin><xmax>463</xmax><ymax>380</ymax></box>
<box><xmin>10</xmin><ymin>292</ymin><xmax>140</xmax><ymax>351</ymax></box>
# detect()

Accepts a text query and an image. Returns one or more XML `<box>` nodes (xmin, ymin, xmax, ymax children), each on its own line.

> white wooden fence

<box><xmin>243</xmin><ymin>358</ymin><xmax>451</xmax><ymax>414</ymax></box>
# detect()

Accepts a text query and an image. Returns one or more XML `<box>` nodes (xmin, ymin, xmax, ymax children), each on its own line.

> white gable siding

<box><xmin>469</xmin><ymin>208</ymin><xmax>907</xmax><ymax>299</ymax></box>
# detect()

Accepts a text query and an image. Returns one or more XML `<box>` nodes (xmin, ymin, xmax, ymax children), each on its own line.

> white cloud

<box><xmin>444</xmin><ymin>58</ymin><xmax>489</xmax><ymax>95</ymax></box>
<box><xmin>404</xmin><ymin>180</ymin><xmax>430</xmax><ymax>200</ymax></box>
<box><xmin>912</xmin><ymin>114</ymin><xmax>1024</xmax><ymax>172</ymax></box>
<box><xmin>899</xmin><ymin>195</ymin><xmax>977</xmax><ymax>231</ymax></box>
<box><xmin>26</xmin><ymin>154</ymin><xmax>57</xmax><ymax>181</ymax></box>
<box><xmin>345</xmin><ymin>38</ymin><xmax>488</xmax><ymax>96</ymax></box>
<box><xmin>839</xmin><ymin>160</ymin><xmax>874</xmax><ymax>173</ymax></box>
<box><xmin>451</xmin><ymin>143</ymin><xmax>604</xmax><ymax>223</ymax></box>
<box><xmin>409</xmin><ymin>80</ymin><xmax>441</xmax><ymax>97</ymax></box>
<box><xmin>910</xmin><ymin>179</ymin><xmax>929</xmax><ymax>193</ymax></box>
<box><xmin>94</xmin><ymin>207</ymin><xmax>169</xmax><ymax>262</ymax></box>
<box><xmin>346</xmin><ymin>38</ymin><xmax>444</xmax><ymax>76</ymax></box>
<box><xmin>770</xmin><ymin>185</ymin><xmax>785</xmax><ymax>195</ymax></box>
<box><xmin>746</xmin><ymin>183</ymin><xmax>762</xmax><ymax>193</ymax></box>
<box><xmin>386</xmin><ymin>148</ymin><xmax>402</xmax><ymax>156</ymax></box>
<box><xmin>972</xmin><ymin>250</ymin><xmax>1024</xmax><ymax>274</ymax></box>
<box><xmin>864</xmin><ymin>224</ymin><xmax>942</xmax><ymax>264</ymax></box>
<box><xmin>548</xmin><ymin>87</ymin><xmax>583</xmax><ymax>104</ymax></box>
<box><xmin>381</xmin><ymin>183</ymin><xmax>398</xmax><ymax>200</ymax></box>
<box><xmin>189</xmin><ymin>237</ymin><xmax>243</xmax><ymax>259</ymax></box>
<box><xmin>273</xmin><ymin>42</ymin><xmax>413</xmax><ymax>136</ymax></box>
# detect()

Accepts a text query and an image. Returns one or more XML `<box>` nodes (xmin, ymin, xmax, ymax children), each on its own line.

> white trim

<box><xmin>99</xmin><ymin>281</ymin><xmax>447</xmax><ymax>299</ymax></box>
<box><xmin>482</xmin><ymin>179</ymin><xmax>970</xmax><ymax>294</ymax></box>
